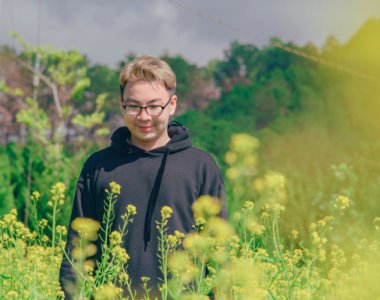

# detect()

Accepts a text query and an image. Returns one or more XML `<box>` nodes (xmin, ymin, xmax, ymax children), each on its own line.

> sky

<box><xmin>0</xmin><ymin>0</ymin><xmax>379</xmax><ymax>69</ymax></box>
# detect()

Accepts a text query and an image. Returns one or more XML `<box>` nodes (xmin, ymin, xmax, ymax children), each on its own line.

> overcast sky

<box><xmin>0</xmin><ymin>0</ymin><xmax>379</xmax><ymax>68</ymax></box>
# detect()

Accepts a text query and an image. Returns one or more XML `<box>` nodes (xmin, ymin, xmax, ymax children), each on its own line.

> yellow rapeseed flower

<box><xmin>195</xmin><ymin>217</ymin><xmax>207</xmax><ymax>229</ymax></box>
<box><xmin>5</xmin><ymin>291</ymin><xmax>18</xmax><ymax>298</ymax></box>
<box><xmin>167</xmin><ymin>234</ymin><xmax>179</xmax><ymax>248</ymax></box>
<box><xmin>50</xmin><ymin>182</ymin><xmax>66</xmax><ymax>205</ymax></box>
<box><xmin>109</xmin><ymin>231</ymin><xmax>122</xmax><ymax>246</ymax></box>
<box><xmin>109</xmin><ymin>181</ymin><xmax>121</xmax><ymax>195</ymax></box>
<box><xmin>161</xmin><ymin>206</ymin><xmax>173</xmax><ymax>220</ymax></box>
<box><xmin>31</xmin><ymin>191</ymin><xmax>41</xmax><ymax>202</ymax></box>
<box><xmin>51</xmin><ymin>182</ymin><xmax>66</xmax><ymax>194</ymax></box>
<box><xmin>175</xmin><ymin>230</ymin><xmax>185</xmax><ymax>240</ymax></box>
<box><xmin>126</xmin><ymin>204</ymin><xmax>137</xmax><ymax>215</ymax></box>
<box><xmin>41</xmin><ymin>235</ymin><xmax>50</xmax><ymax>243</ymax></box>
<box><xmin>246</xmin><ymin>219</ymin><xmax>265</xmax><ymax>236</ymax></box>
<box><xmin>111</xmin><ymin>246</ymin><xmax>130</xmax><ymax>263</ymax></box>
<box><xmin>56</xmin><ymin>225</ymin><xmax>68</xmax><ymax>236</ymax></box>
<box><xmin>118</xmin><ymin>272</ymin><xmax>129</xmax><ymax>285</ymax></box>
<box><xmin>39</xmin><ymin>219</ymin><xmax>48</xmax><ymax>227</ymax></box>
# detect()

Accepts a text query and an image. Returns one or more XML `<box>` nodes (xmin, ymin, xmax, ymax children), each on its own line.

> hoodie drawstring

<box><xmin>143</xmin><ymin>148</ymin><xmax>171</xmax><ymax>251</ymax></box>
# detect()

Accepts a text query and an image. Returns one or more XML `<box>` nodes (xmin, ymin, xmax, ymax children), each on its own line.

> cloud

<box><xmin>0</xmin><ymin>0</ymin><xmax>378</xmax><ymax>68</ymax></box>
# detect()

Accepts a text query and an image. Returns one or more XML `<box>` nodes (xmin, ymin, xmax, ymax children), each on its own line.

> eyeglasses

<box><xmin>122</xmin><ymin>96</ymin><xmax>173</xmax><ymax>116</ymax></box>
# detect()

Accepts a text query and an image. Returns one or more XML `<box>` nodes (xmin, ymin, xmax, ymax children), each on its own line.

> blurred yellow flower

<box><xmin>169</xmin><ymin>251</ymin><xmax>197</xmax><ymax>284</ymax></box>
<box><xmin>94</xmin><ymin>283</ymin><xmax>120</xmax><ymax>300</ymax></box>
<box><xmin>334</xmin><ymin>195</ymin><xmax>351</xmax><ymax>211</ymax></box>
<box><xmin>56</xmin><ymin>225</ymin><xmax>67</xmax><ymax>236</ymax></box>
<box><xmin>71</xmin><ymin>217</ymin><xmax>100</xmax><ymax>241</ymax></box>
<box><xmin>192</xmin><ymin>195</ymin><xmax>221</xmax><ymax>220</ymax></box>
<box><xmin>230</xmin><ymin>133</ymin><xmax>260</xmax><ymax>154</ymax></box>
<box><xmin>252</xmin><ymin>178</ymin><xmax>265</xmax><ymax>193</ymax></box>
<box><xmin>374</xmin><ymin>217</ymin><xmax>380</xmax><ymax>231</ymax></box>
<box><xmin>202</xmin><ymin>217</ymin><xmax>234</xmax><ymax>244</ymax></box>
<box><xmin>183</xmin><ymin>233</ymin><xmax>213</xmax><ymax>256</ymax></box>
<box><xmin>39</xmin><ymin>219</ymin><xmax>48</xmax><ymax>227</ymax></box>
<box><xmin>118</xmin><ymin>272</ymin><xmax>129</xmax><ymax>284</ymax></box>
<box><xmin>224</xmin><ymin>151</ymin><xmax>237</xmax><ymax>165</ymax></box>
<box><xmin>41</xmin><ymin>235</ymin><xmax>49</xmax><ymax>243</ymax></box>
<box><xmin>83</xmin><ymin>259</ymin><xmax>95</xmax><ymax>272</ymax></box>
<box><xmin>31</xmin><ymin>191</ymin><xmax>41</xmax><ymax>202</ymax></box>
<box><xmin>243</xmin><ymin>200</ymin><xmax>255</xmax><ymax>211</ymax></box>
<box><xmin>290</xmin><ymin>230</ymin><xmax>299</xmax><ymax>240</ymax></box>
<box><xmin>246</xmin><ymin>219</ymin><xmax>265</xmax><ymax>236</ymax></box>
<box><xmin>226</xmin><ymin>167</ymin><xmax>239</xmax><ymax>180</ymax></box>
<box><xmin>85</xmin><ymin>243</ymin><xmax>97</xmax><ymax>257</ymax></box>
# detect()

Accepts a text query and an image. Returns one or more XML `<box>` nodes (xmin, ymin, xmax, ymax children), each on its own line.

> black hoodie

<box><xmin>59</xmin><ymin>121</ymin><xmax>226</xmax><ymax>298</ymax></box>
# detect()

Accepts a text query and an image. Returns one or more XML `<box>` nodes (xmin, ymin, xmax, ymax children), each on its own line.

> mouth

<box><xmin>137</xmin><ymin>125</ymin><xmax>153</xmax><ymax>132</ymax></box>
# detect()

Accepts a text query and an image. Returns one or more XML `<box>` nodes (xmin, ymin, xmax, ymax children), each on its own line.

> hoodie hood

<box><xmin>110</xmin><ymin>121</ymin><xmax>192</xmax><ymax>155</ymax></box>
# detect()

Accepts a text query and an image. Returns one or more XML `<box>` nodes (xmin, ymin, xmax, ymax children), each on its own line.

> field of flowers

<box><xmin>1</xmin><ymin>134</ymin><xmax>379</xmax><ymax>300</ymax></box>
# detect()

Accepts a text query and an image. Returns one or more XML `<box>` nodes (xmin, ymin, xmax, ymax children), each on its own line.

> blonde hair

<box><xmin>119</xmin><ymin>55</ymin><xmax>176</xmax><ymax>96</ymax></box>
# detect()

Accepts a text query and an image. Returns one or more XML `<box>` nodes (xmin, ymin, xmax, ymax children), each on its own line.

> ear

<box><xmin>119</xmin><ymin>96</ymin><xmax>124</xmax><ymax>114</ymax></box>
<box><xmin>169</xmin><ymin>95</ymin><xmax>177</xmax><ymax>116</ymax></box>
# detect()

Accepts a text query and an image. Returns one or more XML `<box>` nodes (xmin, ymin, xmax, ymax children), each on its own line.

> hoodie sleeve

<box><xmin>199</xmin><ymin>157</ymin><xmax>228</xmax><ymax>219</ymax></box>
<box><xmin>59</xmin><ymin>157</ymin><xmax>98</xmax><ymax>299</ymax></box>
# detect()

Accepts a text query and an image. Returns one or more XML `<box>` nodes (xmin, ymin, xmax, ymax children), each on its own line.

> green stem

<box><xmin>160</xmin><ymin>220</ymin><xmax>168</xmax><ymax>300</ymax></box>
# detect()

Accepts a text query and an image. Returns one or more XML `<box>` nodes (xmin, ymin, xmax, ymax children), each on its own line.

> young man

<box><xmin>59</xmin><ymin>55</ymin><xmax>227</xmax><ymax>298</ymax></box>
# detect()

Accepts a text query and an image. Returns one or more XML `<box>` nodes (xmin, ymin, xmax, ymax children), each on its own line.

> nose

<box><xmin>137</xmin><ymin>107</ymin><xmax>150</xmax><ymax>120</ymax></box>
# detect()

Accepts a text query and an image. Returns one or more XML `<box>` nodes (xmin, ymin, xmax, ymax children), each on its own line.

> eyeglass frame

<box><xmin>120</xmin><ymin>85</ymin><xmax>174</xmax><ymax>116</ymax></box>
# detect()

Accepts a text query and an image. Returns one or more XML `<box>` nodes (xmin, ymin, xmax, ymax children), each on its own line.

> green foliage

<box><xmin>0</xmin><ymin>147</ymin><xmax>15</xmax><ymax>216</ymax></box>
<box><xmin>87</xmin><ymin>64</ymin><xmax>119</xmax><ymax>113</ymax></box>
<box><xmin>161</xmin><ymin>54</ymin><xmax>196</xmax><ymax>97</ymax></box>
<box><xmin>0</xmin><ymin>80</ymin><xmax>23</xmax><ymax>96</ymax></box>
<box><xmin>16</xmin><ymin>98</ymin><xmax>51</xmax><ymax>144</ymax></box>
<box><xmin>213</xmin><ymin>41</ymin><xmax>260</xmax><ymax>91</ymax></box>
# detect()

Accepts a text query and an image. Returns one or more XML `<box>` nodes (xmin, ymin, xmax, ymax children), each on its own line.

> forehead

<box><xmin>124</xmin><ymin>80</ymin><xmax>169</xmax><ymax>99</ymax></box>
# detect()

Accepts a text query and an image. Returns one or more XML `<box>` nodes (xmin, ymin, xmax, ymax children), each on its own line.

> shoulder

<box><xmin>81</xmin><ymin>146</ymin><xmax>112</xmax><ymax>172</ymax></box>
<box><xmin>185</xmin><ymin>147</ymin><xmax>222</xmax><ymax>171</ymax></box>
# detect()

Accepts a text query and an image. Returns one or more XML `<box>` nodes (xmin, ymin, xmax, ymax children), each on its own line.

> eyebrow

<box><xmin>124</xmin><ymin>98</ymin><xmax>162</xmax><ymax>104</ymax></box>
